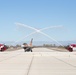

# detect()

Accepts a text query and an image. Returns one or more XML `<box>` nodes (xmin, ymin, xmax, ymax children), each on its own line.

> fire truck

<box><xmin>0</xmin><ymin>44</ymin><xmax>8</xmax><ymax>52</ymax></box>
<box><xmin>67</xmin><ymin>44</ymin><xmax>76</xmax><ymax>52</ymax></box>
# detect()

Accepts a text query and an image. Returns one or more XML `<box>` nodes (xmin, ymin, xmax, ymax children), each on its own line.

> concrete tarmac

<box><xmin>0</xmin><ymin>48</ymin><xmax>76</xmax><ymax>75</ymax></box>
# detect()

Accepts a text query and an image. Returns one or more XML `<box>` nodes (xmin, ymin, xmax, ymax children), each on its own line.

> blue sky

<box><xmin>0</xmin><ymin>0</ymin><xmax>76</xmax><ymax>43</ymax></box>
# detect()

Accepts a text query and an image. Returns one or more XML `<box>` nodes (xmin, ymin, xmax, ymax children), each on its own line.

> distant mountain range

<box><xmin>0</xmin><ymin>40</ymin><xmax>76</xmax><ymax>46</ymax></box>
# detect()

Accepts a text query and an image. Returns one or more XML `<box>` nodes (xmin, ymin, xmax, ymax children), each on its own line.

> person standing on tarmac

<box><xmin>22</xmin><ymin>38</ymin><xmax>33</xmax><ymax>52</ymax></box>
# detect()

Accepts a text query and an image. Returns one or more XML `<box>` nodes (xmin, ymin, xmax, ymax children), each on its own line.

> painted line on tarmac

<box><xmin>53</xmin><ymin>56</ymin><xmax>76</xmax><ymax>68</ymax></box>
<box><xmin>26</xmin><ymin>56</ymin><xmax>34</xmax><ymax>75</ymax></box>
<box><xmin>0</xmin><ymin>53</ymin><xmax>22</xmax><ymax>62</ymax></box>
